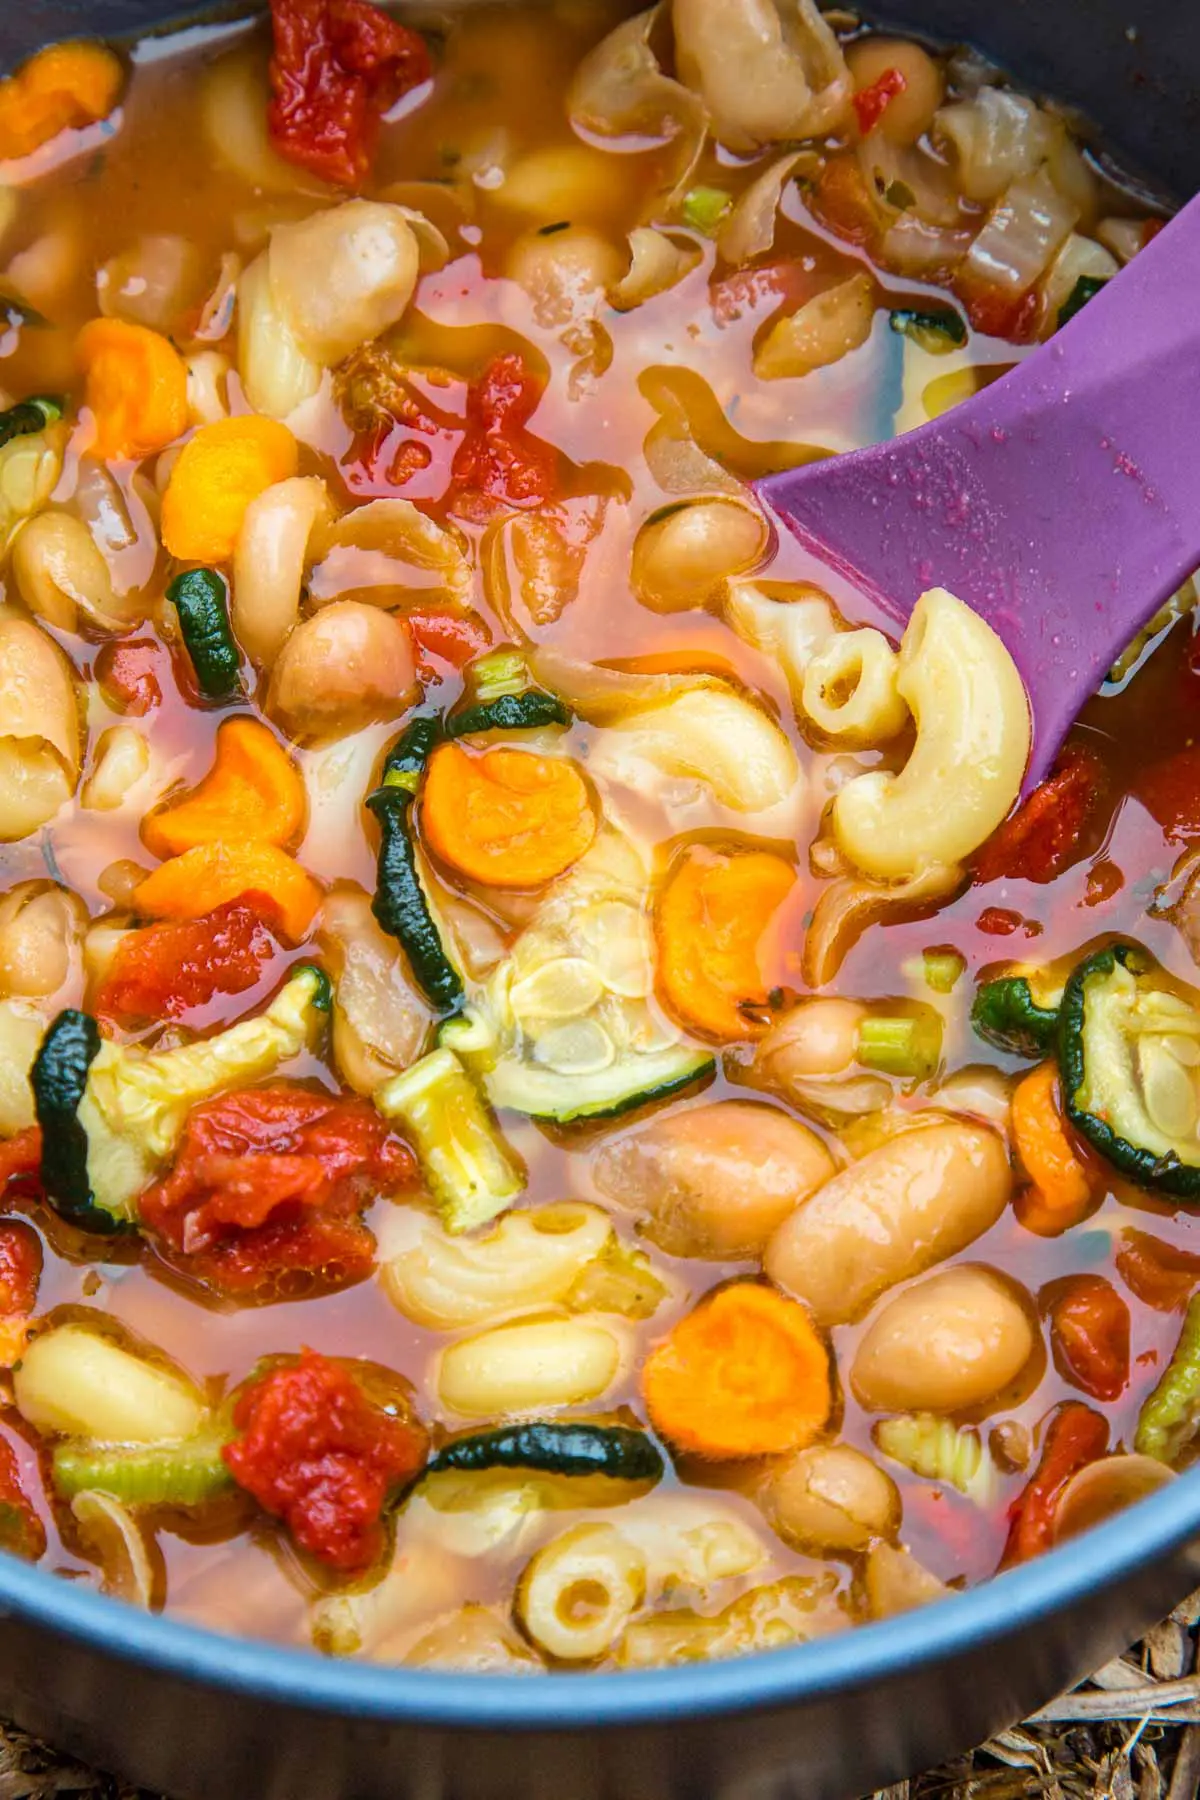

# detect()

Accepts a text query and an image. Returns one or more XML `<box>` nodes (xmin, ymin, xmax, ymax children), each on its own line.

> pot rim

<box><xmin>4</xmin><ymin>1468</ymin><xmax>1197</xmax><ymax>1727</ymax></box>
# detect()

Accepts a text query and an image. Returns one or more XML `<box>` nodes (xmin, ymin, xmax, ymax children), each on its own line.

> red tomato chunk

<box><xmin>1116</xmin><ymin>1229</ymin><xmax>1200</xmax><ymax>1313</ymax></box>
<box><xmin>973</xmin><ymin>745</ymin><xmax>1105</xmax><ymax>884</ymax></box>
<box><xmin>94</xmin><ymin>637</ymin><xmax>165</xmax><ymax>716</ymax></box>
<box><xmin>1135</xmin><ymin>745</ymin><xmax>1200</xmax><ymax>843</ymax></box>
<box><xmin>852</xmin><ymin>67</ymin><xmax>907</xmax><ymax>135</ymax></box>
<box><xmin>0</xmin><ymin>1221</ymin><xmax>41</xmax><ymax>1321</ymax></box>
<box><xmin>224</xmin><ymin>1349</ymin><xmax>428</xmax><ymax>1570</ymax></box>
<box><xmin>268</xmin><ymin>0</ymin><xmax>431</xmax><ymax>188</ymax></box>
<box><xmin>0</xmin><ymin>1436</ymin><xmax>44</xmax><ymax>1562</ymax></box>
<box><xmin>0</xmin><ymin>1129</ymin><xmax>41</xmax><ymax>1198</ymax></box>
<box><xmin>1045</xmin><ymin>1274</ymin><xmax>1130</xmax><ymax>1403</ymax></box>
<box><xmin>139</xmin><ymin>1087</ymin><xmax>414</xmax><ymax>1298</ymax></box>
<box><xmin>1003</xmin><ymin>1400</ymin><xmax>1109</xmax><ymax>1564</ymax></box>
<box><xmin>94</xmin><ymin>898</ymin><xmax>286</xmax><ymax>1025</ymax></box>
<box><xmin>448</xmin><ymin>352</ymin><xmax>559</xmax><ymax>519</ymax></box>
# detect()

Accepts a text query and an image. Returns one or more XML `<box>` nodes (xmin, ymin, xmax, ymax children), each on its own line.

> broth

<box><xmin>0</xmin><ymin>0</ymin><xmax>1190</xmax><ymax>1672</ymax></box>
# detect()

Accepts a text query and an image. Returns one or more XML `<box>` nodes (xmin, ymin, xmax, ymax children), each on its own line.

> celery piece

<box><xmin>857</xmin><ymin>1011</ymin><xmax>943</xmax><ymax>1079</ymax></box>
<box><xmin>681</xmin><ymin>186</ymin><xmax>732</xmax><ymax>233</ymax></box>
<box><xmin>1135</xmin><ymin>1295</ymin><xmax>1200</xmax><ymax>1466</ymax></box>
<box><xmin>52</xmin><ymin>1433</ymin><xmax>235</xmax><ymax>1507</ymax></box>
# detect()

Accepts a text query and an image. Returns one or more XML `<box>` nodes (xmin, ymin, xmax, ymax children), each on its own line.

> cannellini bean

<box><xmin>494</xmin><ymin>144</ymin><xmax>617</xmax><ymax>223</ymax></box>
<box><xmin>233</xmin><ymin>476</ymin><xmax>333</xmax><ymax>668</ymax></box>
<box><xmin>0</xmin><ymin>613</ymin><xmax>81</xmax><ymax>841</ymax></box>
<box><xmin>631</xmin><ymin>500</ymin><xmax>767</xmax><ymax>613</ymax></box>
<box><xmin>0</xmin><ymin>881</ymin><xmax>87</xmax><ymax>999</ymax></box>
<box><xmin>750</xmin><ymin>1000</ymin><xmax>866</xmax><ymax>1086</ymax></box>
<box><xmin>405</xmin><ymin>1605</ymin><xmax>540</xmax><ymax>1673</ymax></box>
<box><xmin>436</xmin><ymin>1316</ymin><xmax>622</xmax><ymax>1417</ymax></box>
<box><xmin>764</xmin><ymin>1120</ymin><xmax>1012</xmax><ymax>1325</ymax></box>
<box><xmin>267</xmin><ymin>201</ymin><xmax>421</xmax><ymax>366</ymax></box>
<box><xmin>931</xmin><ymin>1064</ymin><xmax>1015</xmax><ymax>1136</ymax></box>
<box><xmin>595</xmin><ymin>1100</ymin><xmax>836</xmax><ymax>1260</ymax></box>
<box><xmin>265</xmin><ymin>601</ymin><xmax>417</xmax><ymax>742</ymax></box>
<box><xmin>317</xmin><ymin>881</ymin><xmax>429</xmax><ymax>1093</ymax></box>
<box><xmin>758</xmin><ymin>1444</ymin><xmax>900</xmax><ymax>1552</ymax></box>
<box><xmin>11</xmin><ymin>511</ymin><xmax>136</xmax><ymax>634</ymax></box>
<box><xmin>863</xmin><ymin>1542</ymin><xmax>950</xmax><ymax>1618</ymax></box>
<box><xmin>81</xmin><ymin>726</ymin><xmax>152</xmax><ymax>813</ymax></box>
<box><xmin>850</xmin><ymin>1266</ymin><xmax>1036</xmax><ymax>1414</ymax></box>
<box><xmin>506</xmin><ymin>228</ymin><xmax>623</xmax><ymax>328</ymax></box>
<box><xmin>846</xmin><ymin>39</ymin><xmax>945</xmax><ymax>144</ymax></box>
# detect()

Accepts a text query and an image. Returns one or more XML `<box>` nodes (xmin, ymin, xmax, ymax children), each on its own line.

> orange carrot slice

<box><xmin>0</xmin><ymin>43</ymin><xmax>123</xmax><ymax>162</ymax></box>
<box><xmin>77</xmin><ymin>318</ymin><xmax>188</xmax><ymax>462</ymax></box>
<box><xmin>642</xmin><ymin>1282</ymin><xmax>831</xmax><ymax>1459</ymax></box>
<box><xmin>420</xmin><ymin>741</ymin><xmax>596</xmax><ymax>889</ymax></box>
<box><xmin>133</xmin><ymin>842</ymin><xmax>321</xmax><ymax>944</ymax></box>
<box><xmin>141</xmin><ymin>718</ymin><xmax>307</xmax><ymax>860</ymax></box>
<box><xmin>160</xmin><ymin>417</ymin><xmax>298</xmax><ymax>563</ymax></box>
<box><xmin>656</xmin><ymin>843</ymin><xmax>795</xmax><ymax>1042</ymax></box>
<box><xmin>1012</xmin><ymin>1060</ymin><xmax>1094</xmax><ymax>1235</ymax></box>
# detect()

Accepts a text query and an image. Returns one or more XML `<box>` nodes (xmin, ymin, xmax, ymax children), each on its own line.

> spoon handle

<box><xmin>757</xmin><ymin>194</ymin><xmax>1200</xmax><ymax>788</ymax></box>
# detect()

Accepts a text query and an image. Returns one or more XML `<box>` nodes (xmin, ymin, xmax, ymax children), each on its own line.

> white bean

<box><xmin>764</xmin><ymin>1119</ymin><xmax>1012</xmax><ymax>1325</ymax></box>
<box><xmin>632</xmin><ymin>500</ymin><xmax>767</xmax><ymax>613</ymax></box>
<box><xmin>265</xmin><ymin>601</ymin><xmax>417</xmax><ymax>742</ymax></box>
<box><xmin>0</xmin><ymin>614</ymin><xmax>81</xmax><ymax>841</ymax></box>
<box><xmin>0</xmin><ymin>881</ymin><xmax>87</xmax><ymax>1000</ymax></box>
<box><xmin>758</xmin><ymin>1444</ymin><xmax>900</xmax><ymax>1552</ymax></box>
<box><xmin>851</xmin><ymin>1266</ymin><xmax>1036</xmax><ymax>1413</ymax></box>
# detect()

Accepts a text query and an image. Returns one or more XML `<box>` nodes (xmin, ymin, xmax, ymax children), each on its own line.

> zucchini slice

<box><xmin>31</xmin><ymin>1009</ymin><xmax>118</xmax><ymax>1235</ymax></box>
<box><xmin>1060</xmin><ymin>941</ymin><xmax>1200</xmax><ymax>1198</ymax></box>
<box><xmin>379</xmin><ymin>711</ymin><xmax>443</xmax><ymax>795</ymax></box>
<box><xmin>483</xmin><ymin>1043</ymin><xmax>714</xmax><ymax>1123</ymax></box>
<box><xmin>376</xmin><ymin>1047</ymin><xmax>524</xmax><ymax>1233</ymax></box>
<box><xmin>888</xmin><ymin>307</ymin><xmax>967</xmax><ymax>354</ymax></box>
<box><xmin>428</xmin><ymin>1421</ymin><xmax>663</xmax><ymax>1486</ymax></box>
<box><xmin>446</xmin><ymin>689</ymin><xmax>571</xmax><ymax>739</ymax></box>
<box><xmin>971</xmin><ymin>973</ymin><xmax>1062</xmax><ymax>1058</ymax></box>
<box><xmin>0</xmin><ymin>394</ymin><xmax>62</xmax><ymax>451</ymax></box>
<box><xmin>32</xmin><ymin>966</ymin><xmax>330</xmax><ymax>1231</ymax></box>
<box><xmin>167</xmin><ymin>567</ymin><xmax>241</xmax><ymax>702</ymax></box>
<box><xmin>52</xmin><ymin>1432</ymin><xmax>235</xmax><ymax>1507</ymax></box>
<box><xmin>367</xmin><ymin>786</ymin><xmax>463</xmax><ymax>1013</ymax></box>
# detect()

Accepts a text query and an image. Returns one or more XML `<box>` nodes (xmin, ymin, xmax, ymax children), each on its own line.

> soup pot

<box><xmin>2</xmin><ymin>4</ymin><xmax>1199</xmax><ymax>1796</ymax></box>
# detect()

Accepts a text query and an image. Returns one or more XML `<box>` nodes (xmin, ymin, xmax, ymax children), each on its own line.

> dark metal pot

<box><xmin>2</xmin><ymin>4</ymin><xmax>1200</xmax><ymax>1796</ymax></box>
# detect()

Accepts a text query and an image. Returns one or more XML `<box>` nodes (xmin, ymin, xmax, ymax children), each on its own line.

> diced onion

<box><xmin>568</xmin><ymin>8</ymin><xmax>708</xmax><ymax>208</ymax></box>
<box><xmin>961</xmin><ymin>165</ymin><xmax>1078</xmax><ymax>299</ymax></box>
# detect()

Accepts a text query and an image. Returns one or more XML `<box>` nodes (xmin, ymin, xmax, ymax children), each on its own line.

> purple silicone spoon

<box><xmin>754</xmin><ymin>193</ymin><xmax>1200</xmax><ymax>793</ymax></box>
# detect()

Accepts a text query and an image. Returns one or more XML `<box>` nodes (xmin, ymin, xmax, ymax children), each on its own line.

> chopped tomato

<box><xmin>267</xmin><ymin>0</ymin><xmax>431</xmax><ymax>189</ymax></box>
<box><xmin>1115</xmin><ymin>1229</ymin><xmax>1200</xmax><ymax>1312</ymax></box>
<box><xmin>1044</xmin><ymin>1274</ymin><xmax>1130</xmax><ymax>1402</ymax></box>
<box><xmin>809</xmin><ymin>155</ymin><xmax>880</xmax><ymax>251</ymax></box>
<box><xmin>973</xmin><ymin>745</ymin><xmax>1105</xmax><ymax>884</ymax></box>
<box><xmin>404</xmin><ymin>607</ymin><xmax>493</xmax><ymax>675</ymax></box>
<box><xmin>1135</xmin><ymin>745</ymin><xmax>1200</xmax><ymax>843</ymax></box>
<box><xmin>955</xmin><ymin>280</ymin><xmax>1040</xmax><ymax>344</ymax></box>
<box><xmin>0</xmin><ymin>1436</ymin><xmax>45</xmax><ymax>1563</ymax></box>
<box><xmin>976</xmin><ymin>906</ymin><xmax>1022</xmax><ymax>936</ymax></box>
<box><xmin>1003</xmin><ymin>1401</ymin><xmax>1109</xmax><ymax>1564</ymax></box>
<box><xmin>94</xmin><ymin>898</ymin><xmax>287</xmax><ymax>1025</ymax></box>
<box><xmin>139</xmin><ymin>1087</ymin><xmax>414</xmax><ymax>1298</ymax></box>
<box><xmin>448</xmin><ymin>352</ymin><xmax>559</xmax><ymax>520</ymax></box>
<box><xmin>852</xmin><ymin>67</ymin><xmax>907</xmax><ymax>136</ymax></box>
<box><xmin>224</xmin><ymin>1348</ymin><xmax>427</xmax><ymax>1570</ymax></box>
<box><xmin>0</xmin><ymin>1220</ymin><xmax>41</xmax><ymax>1367</ymax></box>
<box><xmin>0</xmin><ymin>1129</ymin><xmax>41</xmax><ymax>1197</ymax></box>
<box><xmin>94</xmin><ymin>636</ymin><xmax>166</xmax><ymax>716</ymax></box>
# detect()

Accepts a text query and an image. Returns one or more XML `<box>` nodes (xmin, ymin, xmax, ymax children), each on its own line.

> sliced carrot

<box><xmin>420</xmin><ymin>741</ymin><xmax>596</xmax><ymax>889</ymax></box>
<box><xmin>77</xmin><ymin>318</ymin><xmax>188</xmax><ymax>462</ymax></box>
<box><xmin>0</xmin><ymin>42</ymin><xmax>123</xmax><ymax>162</ymax></box>
<box><xmin>1012</xmin><ymin>1060</ymin><xmax>1094</xmax><ymax>1235</ymax></box>
<box><xmin>160</xmin><ymin>417</ymin><xmax>298</xmax><ymax>563</ymax></box>
<box><xmin>642</xmin><ymin>1282</ymin><xmax>831</xmax><ymax>1460</ymax></box>
<box><xmin>656</xmin><ymin>843</ymin><xmax>796</xmax><ymax>1042</ymax></box>
<box><xmin>133</xmin><ymin>842</ymin><xmax>322</xmax><ymax>944</ymax></box>
<box><xmin>141</xmin><ymin>717</ymin><xmax>307</xmax><ymax>860</ymax></box>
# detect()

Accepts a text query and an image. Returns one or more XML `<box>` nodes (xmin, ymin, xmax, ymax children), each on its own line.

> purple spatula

<box><xmin>754</xmin><ymin>194</ymin><xmax>1200</xmax><ymax>792</ymax></box>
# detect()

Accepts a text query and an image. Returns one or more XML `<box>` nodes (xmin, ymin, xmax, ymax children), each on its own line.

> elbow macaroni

<box><xmin>385</xmin><ymin>1203</ymin><xmax>614</xmax><ymax>1332</ymax></box>
<box><xmin>801</xmin><ymin>628</ymin><xmax>908</xmax><ymax>746</ymax></box>
<box><xmin>232</xmin><ymin>475</ymin><xmax>333</xmax><ymax>667</ymax></box>
<box><xmin>516</xmin><ymin>1522</ymin><xmax>646</xmax><ymax>1662</ymax></box>
<box><xmin>591</xmin><ymin>686</ymin><xmax>800</xmax><ymax>812</ymax></box>
<box><xmin>831</xmin><ymin>588</ymin><xmax>1030</xmax><ymax>880</ymax></box>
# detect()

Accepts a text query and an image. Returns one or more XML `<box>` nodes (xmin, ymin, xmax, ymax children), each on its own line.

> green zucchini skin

<box><xmin>367</xmin><ymin>787</ymin><xmax>463</xmax><ymax>1013</ymax></box>
<box><xmin>427</xmin><ymin>1422</ymin><xmax>664</xmax><ymax>1484</ymax></box>
<box><xmin>31</xmin><ymin>1010</ymin><xmax>125</xmax><ymax>1236</ymax></box>
<box><xmin>1059</xmin><ymin>941</ymin><xmax>1200</xmax><ymax>1198</ymax></box>
<box><xmin>167</xmin><ymin>567</ymin><xmax>242</xmax><ymax>702</ymax></box>
<box><xmin>380</xmin><ymin>712</ymin><xmax>443</xmax><ymax>792</ymax></box>
<box><xmin>445</xmin><ymin>690</ymin><xmax>571</xmax><ymax>739</ymax></box>
<box><xmin>888</xmin><ymin>307</ymin><xmax>967</xmax><ymax>351</ymax></box>
<box><xmin>0</xmin><ymin>394</ymin><xmax>63</xmax><ymax>450</ymax></box>
<box><xmin>971</xmin><ymin>976</ymin><xmax>1061</xmax><ymax>1058</ymax></box>
<box><xmin>1059</xmin><ymin>275</ymin><xmax>1108</xmax><ymax>329</ymax></box>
